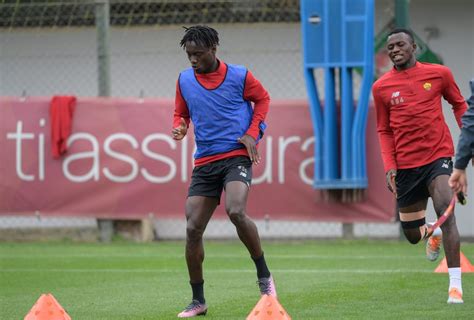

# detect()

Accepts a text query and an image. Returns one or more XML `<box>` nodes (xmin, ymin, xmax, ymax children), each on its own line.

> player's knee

<box><xmin>433</xmin><ymin>201</ymin><xmax>451</xmax><ymax>217</ymax></box>
<box><xmin>440</xmin><ymin>214</ymin><xmax>457</xmax><ymax>230</ymax></box>
<box><xmin>400</xmin><ymin>216</ymin><xmax>427</xmax><ymax>244</ymax></box>
<box><xmin>403</xmin><ymin>229</ymin><xmax>421</xmax><ymax>244</ymax></box>
<box><xmin>186</xmin><ymin>223</ymin><xmax>204</xmax><ymax>242</ymax></box>
<box><xmin>227</xmin><ymin>206</ymin><xmax>246</xmax><ymax>225</ymax></box>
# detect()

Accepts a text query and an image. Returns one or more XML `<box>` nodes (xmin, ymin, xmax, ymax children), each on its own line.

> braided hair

<box><xmin>180</xmin><ymin>25</ymin><xmax>219</xmax><ymax>49</ymax></box>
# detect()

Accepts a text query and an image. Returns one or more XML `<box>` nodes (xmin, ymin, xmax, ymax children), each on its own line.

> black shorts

<box><xmin>396</xmin><ymin>157</ymin><xmax>452</xmax><ymax>208</ymax></box>
<box><xmin>188</xmin><ymin>156</ymin><xmax>252</xmax><ymax>203</ymax></box>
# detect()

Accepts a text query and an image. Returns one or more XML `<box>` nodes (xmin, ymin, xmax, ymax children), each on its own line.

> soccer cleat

<box><xmin>257</xmin><ymin>274</ymin><xmax>277</xmax><ymax>297</ymax></box>
<box><xmin>177</xmin><ymin>300</ymin><xmax>208</xmax><ymax>318</ymax></box>
<box><xmin>447</xmin><ymin>288</ymin><xmax>463</xmax><ymax>304</ymax></box>
<box><xmin>425</xmin><ymin>234</ymin><xmax>442</xmax><ymax>261</ymax></box>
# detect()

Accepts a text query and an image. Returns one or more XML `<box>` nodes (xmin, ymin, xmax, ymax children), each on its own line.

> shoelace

<box><xmin>257</xmin><ymin>278</ymin><xmax>271</xmax><ymax>294</ymax></box>
<box><xmin>429</xmin><ymin>237</ymin><xmax>441</xmax><ymax>248</ymax></box>
<box><xmin>185</xmin><ymin>300</ymin><xmax>203</xmax><ymax>311</ymax></box>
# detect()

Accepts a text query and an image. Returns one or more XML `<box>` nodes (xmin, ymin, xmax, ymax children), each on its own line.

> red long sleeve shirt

<box><xmin>174</xmin><ymin>60</ymin><xmax>270</xmax><ymax>166</ymax></box>
<box><xmin>372</xmin><ymin>62</ymin><xmax>467</xmax><ymax>172</ymax></box>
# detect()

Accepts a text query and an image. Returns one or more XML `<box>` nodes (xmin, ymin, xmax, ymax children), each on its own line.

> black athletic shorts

<box><xmin>396</xmin><ymin>157</ymin><xmax>452</xmax><ymax>208</ymax></box>
<box><xmin>188</xmin><ymin>156</ymin><xmax>252</xmax><ymax>203</ymax></box>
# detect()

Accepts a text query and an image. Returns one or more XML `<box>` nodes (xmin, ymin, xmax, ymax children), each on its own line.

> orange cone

<box><xmin>24</xmin><ymin>293</ymin><xmax>71</xmax><ymax>320</ymax></box>
<box><xmin>434</xmin><ymin>252</ymin><xmax>474</xmax><ymax>273</ymax></box>
<box><xmin>246</xmin><ymin>295</ymin><xmax>291</xmax><ymax>320</ymax></box>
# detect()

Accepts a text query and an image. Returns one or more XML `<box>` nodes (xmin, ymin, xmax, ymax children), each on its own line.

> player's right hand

<box><xmin>238</xmin><ymin>134</ymin><xmax>260</xmax><ymax>165</ymax></box>
<box><xmin>449</xmin><ymin>168</ymin><xmax>468</xmax><ymax>195</ymax></box>
<box><xmin>386</xmin><ymin>169</ymin><xmax>397</xmax><ymax>197</ymax></box>
<box><xmin>172</xmin><ymin>117</ymin><xmax>187</xmax><ymax>140</ymax></box>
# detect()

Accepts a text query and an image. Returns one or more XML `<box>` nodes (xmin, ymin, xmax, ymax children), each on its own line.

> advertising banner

<box><xmin>0</xmin><ymin>97</ymin><xmax>394</xmax><ymax>221</ymax></box>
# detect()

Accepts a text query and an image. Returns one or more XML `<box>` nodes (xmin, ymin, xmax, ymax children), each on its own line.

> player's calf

<box><xmin>399</xmin><ymin>211</ymin><xmax>428</xmax><ymax>244</ymax></box>
<box><xmin>400</xmin><ymin>214</ymin><xmax>442</xmax><ymax>261</ymax></box>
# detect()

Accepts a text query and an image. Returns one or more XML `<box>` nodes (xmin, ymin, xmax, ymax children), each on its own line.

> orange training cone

<box><xmin>24</xmin><ymin>293</ymin><xmax>71</xmax><ymax>320</ymax></box>
<box><xmin>246</xmin><ymin>295</ymin><xmax>291</xmax><ymax>320</ymax></box>
<box><xmin>434</xmin><ymin>252</ymin><xmax>474</xmax><ymax>273</ymax></box>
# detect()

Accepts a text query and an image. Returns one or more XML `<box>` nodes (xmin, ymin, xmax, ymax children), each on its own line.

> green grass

<box><xmin>1</xmin><ymin>240</ymin><xmax>473</xmax><ymax>319</ymax></box>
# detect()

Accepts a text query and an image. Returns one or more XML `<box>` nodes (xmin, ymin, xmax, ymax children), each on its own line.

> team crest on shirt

<box><xmin>423</xmin><ymin>82</ymin><xmax>432</xmax><ymax>91</ymax></box>
<box><xmin>390</xmin><ymin>91</ymin><xmax>404</xmax><ymax>105</ymax></box>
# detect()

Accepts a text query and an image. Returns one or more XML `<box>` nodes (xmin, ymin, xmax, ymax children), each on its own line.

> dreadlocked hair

<box><xmin>180</xmin><ymin>25</ymin><xmax>219</xmax><ymax>49</ymax></box>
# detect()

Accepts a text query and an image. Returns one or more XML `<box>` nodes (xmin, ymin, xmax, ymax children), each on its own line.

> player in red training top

<box><xmin>172</xmin><ymin>25</ymin><xmax>276</xmax><ymax>318</ymax></box>
<box><xmin>372</xmin><ymin>28</ymin><xmax>467</xmax><ymax>304</ymax></box>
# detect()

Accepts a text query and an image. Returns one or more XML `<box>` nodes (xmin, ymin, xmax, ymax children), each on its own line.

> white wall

<box><xmin>0</xmin><ymin>24</ymin><xmax>303</xmax><ymax>98</ymax></box>
<box><xmin>1</xmin><ymin>1</ymin><xmax>472</xmax><ymax>98</ymax></box>
<box><xmin>0</xmin><ymin>29</ymin><xmax>98</xmax><ymax>97</ymax></box>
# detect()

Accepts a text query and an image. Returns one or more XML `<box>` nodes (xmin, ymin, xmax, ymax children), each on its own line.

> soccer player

<box><xmin>172</xmin><ymin>25</ymin><xmax>276</xmax><ymax>318</ymax></box>
<box><xmin>449</xmin><ymin>79</ymin><xmax>474</xmax><ymax>195</ymax></box>
<box><xmin>372</xmin><ymin>28</ymin><xmax>467</xmax><ymax>304</ymax></box>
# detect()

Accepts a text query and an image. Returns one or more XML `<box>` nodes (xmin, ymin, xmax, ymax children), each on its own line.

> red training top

<box><xmin>50</xmin><ymin>95</ymin><xmax>76</xmax><ymax>159</ymax></box>
<box><xmin>174</xmin><ymin>60</ymin><xmax>270</xmax><ymax>166</ymax></box>
<box><xmin>372</xmin><ymin>62</ymin><xmax>467</xmax><ymax>172</ymax></box>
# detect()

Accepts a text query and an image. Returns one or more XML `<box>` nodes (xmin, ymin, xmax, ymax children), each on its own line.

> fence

<box><xmin>0</xmin><ymin>0</ymin><xmax>396</xmax><ymax>98</ymax></box>
<box><xmin>0</xmin><ymin>0</ymin><xmax>305</xmax><ymax>98</ymax></box>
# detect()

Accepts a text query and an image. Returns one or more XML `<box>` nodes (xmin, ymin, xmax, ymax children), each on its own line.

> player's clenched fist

<box><xmin>172</xmin><ymin>117</ymin><xmax>187</xmax><ymax>140</ymax></box>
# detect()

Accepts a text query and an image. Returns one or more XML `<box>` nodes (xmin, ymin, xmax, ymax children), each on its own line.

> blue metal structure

<box><xmin>301</xmin><ymin>0</ymin><xmax>374</xmax><ymax>189</ymax></box>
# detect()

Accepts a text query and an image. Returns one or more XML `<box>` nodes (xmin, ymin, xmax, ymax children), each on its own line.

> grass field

<box><xmin>1</xmin><ymin>240</ymin><xmax>473</xmax><ymax>319</ymax></box>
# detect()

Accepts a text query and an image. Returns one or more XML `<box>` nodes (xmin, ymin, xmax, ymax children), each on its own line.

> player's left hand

<box><xmin>238</xmin><ymin>134</ymin><xmax>260</xmax><ymax>165</ymax></box>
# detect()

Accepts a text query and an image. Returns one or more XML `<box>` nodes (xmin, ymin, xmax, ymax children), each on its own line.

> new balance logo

<box><xmin>390</xmin><ymin>91</ymin><xmax>404</xmax><ymax>106</ymax></box>
<box><xmin>442</xmin><ymin>162</ymin><xmax>449</xmax><ymax>169</ymax></box>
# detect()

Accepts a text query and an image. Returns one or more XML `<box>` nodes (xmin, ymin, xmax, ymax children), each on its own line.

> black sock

<box><xmin>252</xmin><ymin>253</ymin><xmax>271</xmax><ymax>279</ymax></box>
<box><xmin>190</xmin><ymin>281</ymin><xmax>205</xmax><ymax>304</ymax></box>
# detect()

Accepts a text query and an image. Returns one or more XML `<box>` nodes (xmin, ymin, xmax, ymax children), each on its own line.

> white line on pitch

<box><xmin>0</xmin><ymin>268</ymin><xmax>433</xmax><ymax>274</ymax></box>
<box><xmin>0</xmin><ymin>254</ymin><xmax>423</xmax><ymax>259</ymax></box>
